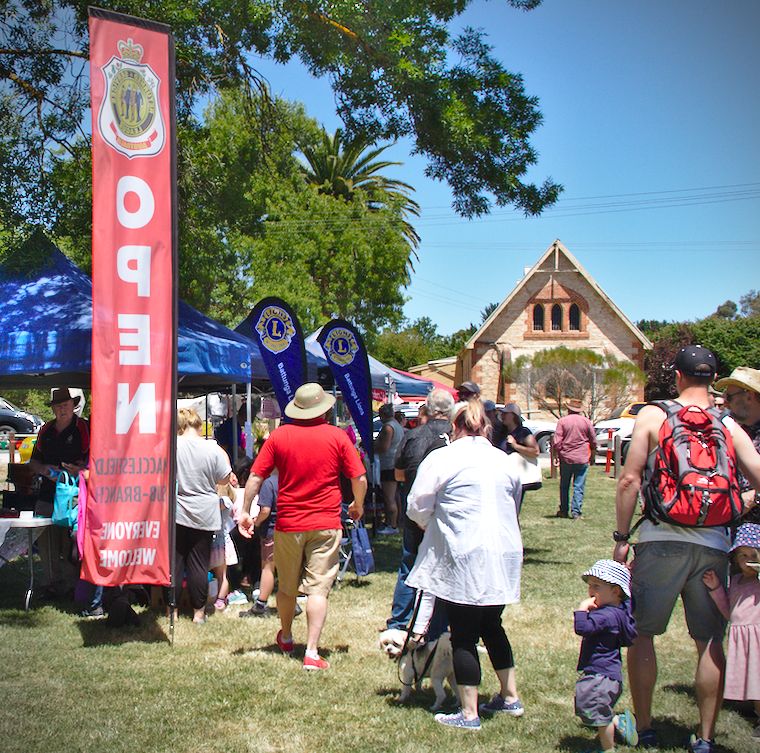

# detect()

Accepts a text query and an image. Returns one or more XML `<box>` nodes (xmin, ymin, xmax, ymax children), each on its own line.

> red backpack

<box><xmin>641</xmin><ymin>400</ymin><xmax>743</xmax><ymax>528</ymax></box>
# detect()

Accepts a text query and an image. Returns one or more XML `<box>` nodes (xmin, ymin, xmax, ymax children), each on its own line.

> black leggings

<box><xmin>175</xmin><ymin>524</ymin><xmax>213</xmax><ymax>610</ymax></box>
<box><xmin>443</xmin><ymin>601</ymin><xmax>514</xmax><ymax>687</ymax></box>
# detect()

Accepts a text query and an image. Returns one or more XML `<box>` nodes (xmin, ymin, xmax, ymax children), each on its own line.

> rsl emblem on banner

<box><xmin>256</xmin><ymin>306</ymin><xmax>296</xmax><ymax>354</ymax></box>
<box><xmin>324</xmin><ymin>328</ymin><xmax>359</xmax><ymax>366</ymax></box>
<box><xmin>98</xmin><ymin>38</ymin><xmax>165</xmax><ymax>158</ymax></box>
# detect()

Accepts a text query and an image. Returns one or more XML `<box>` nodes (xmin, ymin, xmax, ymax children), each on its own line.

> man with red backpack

<box><xmin>613</xmin><ymin>346</ymin><xmax>760</xmax><ymax>753</ymax></box>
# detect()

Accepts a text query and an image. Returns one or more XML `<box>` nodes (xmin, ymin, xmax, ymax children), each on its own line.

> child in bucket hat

<box><xmin>574</xmin><ymin>560</ymin><xmax>638</xmax><ymax>752</ymax></box>
<box><xmin>703</xmin><ymin>523</ymin><xmax>760</xmax><ymax>740</ymax></box>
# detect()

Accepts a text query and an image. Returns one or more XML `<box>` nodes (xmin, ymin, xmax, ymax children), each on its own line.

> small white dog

<box><xmin>379</xmin><ymin>629</ymin><xmax>458</xmax><ymax>711</ymax></box>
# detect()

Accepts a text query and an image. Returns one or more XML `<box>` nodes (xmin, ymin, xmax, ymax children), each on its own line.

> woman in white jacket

<box><xmin>406</xmin><ymin>399</ymin><xmax>524</xmax><ymax>730</ymax></box>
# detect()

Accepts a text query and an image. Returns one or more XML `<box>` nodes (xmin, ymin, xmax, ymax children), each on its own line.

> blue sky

<box><xmin>250</xmin><ymin>0</ymin><xmax>760</xmax><ymax>336</ymax></box>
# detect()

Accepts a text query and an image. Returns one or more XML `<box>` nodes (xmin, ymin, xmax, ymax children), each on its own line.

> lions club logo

<box><xmin>324</xmin><ymin>328</ymin><xmax>358</xmax><ymax>366</ymax></box>
<box><xmin>98</xmin><ymin>38</ymin><xmax>165</xmax><ymax>158</ymax></box>
<box><xmin>256</xmin><ymin>306</ymin><xmax>296</xmax><ymax>354</ymax></box>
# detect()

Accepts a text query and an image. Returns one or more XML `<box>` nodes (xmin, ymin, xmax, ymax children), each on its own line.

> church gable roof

<box><xmin>464</xmin><ymin>239</ymin><xmax>652</xmax><ymax>349</ymax></box>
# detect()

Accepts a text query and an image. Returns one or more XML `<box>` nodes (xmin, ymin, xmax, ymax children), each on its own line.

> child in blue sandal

<box><xmin>574</xmin><ymin>560</ymin><xmax>638</xmax><ymax>752</ymax></box>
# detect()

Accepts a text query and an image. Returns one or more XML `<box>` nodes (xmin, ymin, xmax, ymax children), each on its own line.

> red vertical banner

<box><xmin>84</xmin><ymin>9</ymin><xmax>177</xmax><ymax>586</ymax></box>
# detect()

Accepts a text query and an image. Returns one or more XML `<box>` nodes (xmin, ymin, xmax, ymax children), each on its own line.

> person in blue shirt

<box><xmin>574</xmin><ymin>560</ymin><xmax>638</xmax><ymax>753</ymax></box>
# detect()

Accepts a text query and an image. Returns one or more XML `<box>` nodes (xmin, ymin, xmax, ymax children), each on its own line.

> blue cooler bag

<box><xmin>350</xmin><ymin>520</ymin><xmax>375</xmax><ymax>577</ymax></box>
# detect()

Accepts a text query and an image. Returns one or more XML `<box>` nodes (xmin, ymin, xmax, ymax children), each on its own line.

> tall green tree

<box><xmin>0</xmin><ymin>0</ymin><xmax>560</xmax><ymax>239</ymax></box>
<box><xmin>300</xmin><ymin>127</ymin><xmax>420</xmax><ymax>254</ymax></box>
<box><xmin>47</xmin><ymin>87</ymin><xmax>414</xmax><ymax>334</ymax></box>
<box><xmin>511</xmin><ymin>347</ymin><xmax>644</xmax><ymax>420</ymax></box>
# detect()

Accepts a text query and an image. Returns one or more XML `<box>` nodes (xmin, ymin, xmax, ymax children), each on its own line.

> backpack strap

<box><xmin>648</xmin><ymin>399</ymin><xmax>679</xmax><ymax>417</ymax></box>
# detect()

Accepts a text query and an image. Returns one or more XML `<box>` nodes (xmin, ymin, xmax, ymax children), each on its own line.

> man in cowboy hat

<box><xmin>613</xmin><ymin>346</ymin><xmax>760</xmax><ymax>752</ymax></box>
<box><xmin>715</xmin><ymin>366</ymin><xmax>760</xmax><ymax>523</ymax></box>
<box><xmin>28</xmin><ymin>387</ymin><xmax>90</xmax><ymax>599</ymax></box>
<box><xmin>553</xmin><ymin>398</ymin><xmax>596</xmax><ymax>519</ymax></box>
<box><xmin>238</xmin><ymin>383</ymin><xmax>367</xmax><ymax>671</ymax></box>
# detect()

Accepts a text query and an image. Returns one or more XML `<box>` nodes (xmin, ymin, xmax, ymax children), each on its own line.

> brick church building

<box><xmin>453</xmin><ymin>240</ymin><xmax>651</xmax><ymax>414</ymax></box>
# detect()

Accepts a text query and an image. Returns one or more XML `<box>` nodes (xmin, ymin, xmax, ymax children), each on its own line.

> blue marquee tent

<box><xmin>0</xmin><ymin>233</ymin><xmax>253</xmax><ymax>389</ymax></box>
<box><xmin>305</xmin><ymin>328</ymin><xmax>432</xmax><ymax>398</ymax></box>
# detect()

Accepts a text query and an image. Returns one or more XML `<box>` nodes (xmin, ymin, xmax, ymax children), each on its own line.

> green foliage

<box><xmin>712</xmin><ymin>300</ymin><xmax>738</xmax><ymax>320</ymax></box>
<box><xmin>516</xmin><ymin>346</ymin><xmax>643</xmax><ymax>420</ymax></box>
<box><xmin>635</xmin><ymin>319</ymin><xmax>672</xmax><ymax>337</ymax></box>
<box><xmin>740</xmin><ymin>289</ymin><xmax>760</xmax><ymax>318</ymax></box>
<box><xmin>0</xmin><ymin>0</ymin><xmax>560</xmax><ymax>236</ymax></box>
<box><xmin>47</xmin><ymin>87</ymin><xmax>414</xmax><ymax>335</ymax></box>
<box><xmin>299</xmin><ymin>127</ymin><xmax>420</xmax><ymax>254</ymax></box>
<box><xmin>372</xmin><ymin>316</ymin><xmax>474</xmax><ymax>370</ymax></box>
<box><xmin>691</xmin><ymin>316</ymin><xmax>760</xmax><ymax>375</ymax></box>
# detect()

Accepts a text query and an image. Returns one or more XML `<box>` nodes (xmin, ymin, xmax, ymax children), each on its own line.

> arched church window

<box><xmin>551</xmin><ymin>304</ymin><xmax>563</xmax><ymax>331</ymax></box>
<box><xmin>569</xmin><ymin>303</ymin><xmax>581</xmax><ymax>331</ymax></box>
<box><xmin>532</xmin><ymin>304</ymin><xmax>545</xmax><ymax>331</ymax></box>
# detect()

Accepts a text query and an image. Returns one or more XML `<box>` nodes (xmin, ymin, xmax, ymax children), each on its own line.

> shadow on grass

<box><xmin>231</xmin><ymin>642</ymin><xmax>351</xmax><ymax>658</ymax></box>
<box><xmin>523</xmin><ymin>546</ymin><xmax>572</xmax><ymax>566</ymax></box>
<box><xmin>0</xmin><ymin>608</ymin><xmax>45</xmax><ymax>627</ymax></box>
<box><xmin>77</xmin><ymin>609</ymin><xmax>169</xmax><ymax>646</ymax></box>
<box><xmin>376</xmin><ymin>684</ymin><xmax>458</xmax><ymax>713</ymax></box>
<box><xmin>663</xmin><ymin>681</ymin><xmax>696</xmax><ymax>699</ymax></box>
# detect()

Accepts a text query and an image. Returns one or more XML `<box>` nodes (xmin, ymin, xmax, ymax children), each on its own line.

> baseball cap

<box><xmin>457</xmin><ymin>381</ymin><xmax>480</xmax><ymax>396</ymax></box>
<box><xmin>498</xmin><ymin>402</ymin><xmax>523</xmax><ymax>421</ymax></box>
<box><xmin>582</xmin><ymin>559</ymin><xmax>631</xmax><ymax>599</ymax></box>
<box><xmin>670</xmin><ymin>345</ymin><xmax>717</xmax><ymax>379</ymax></box>
<box><xmin>482</xmin><ymin>399</ymin><xmax>496</xmax><ymax>412</ymax></box>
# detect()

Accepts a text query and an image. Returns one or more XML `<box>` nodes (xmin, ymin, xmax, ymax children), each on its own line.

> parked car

<box><xmin>523</xmin><ymin>418</ymin><xmax>556</xmax><ymax>455</ymax></box>
<box><xmin>17</xmin><ymin>434</ymin><xmax>38</xmax><ymax>462</ymax></box>
<box><xmin>372</xmin><ymin>403</ymin><xmax>424</xmax><ymax>440</ymax></box>
<box><xmin>0</xmin><ymin>397</ymin><xmax>43</xmax><ymax>447</ymax></box>
<box><xmin>594</xmin><ymin>402</ymin><xmax>647</xmax><ymax>461</ymax></box>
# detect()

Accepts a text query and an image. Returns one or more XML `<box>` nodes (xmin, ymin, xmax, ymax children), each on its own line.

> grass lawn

<box><xmin>0</xmin><ymin>467</ymin><xmax>756</xmax><ymax>753</ymax></box>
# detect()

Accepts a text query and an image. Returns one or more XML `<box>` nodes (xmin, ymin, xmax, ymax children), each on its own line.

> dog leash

<box><xmin>396</xmin><ymin>591</ymin><xmax>439</xmax><ymax>687</ymax></box>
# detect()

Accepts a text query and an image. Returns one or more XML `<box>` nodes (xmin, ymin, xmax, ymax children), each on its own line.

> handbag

<box><xmin>350</xmin><ymin>520</ymin><xmax>375</xmax><ymax>577</ymax></box>
<box><xmin>506</xmin><ymin>453</ymin><xmax>543</xmax><ymax>490</ymax></box>
<box><xmin>52</xmin><ymin>470</ymin><xmax>79</xmax><ymax>529</ymax></box>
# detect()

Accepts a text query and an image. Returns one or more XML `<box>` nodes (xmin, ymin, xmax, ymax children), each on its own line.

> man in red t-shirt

<box><xmin>239</xmin><ymin>383</ymin><xmax>367</xmax><ymax>671</ymax></box>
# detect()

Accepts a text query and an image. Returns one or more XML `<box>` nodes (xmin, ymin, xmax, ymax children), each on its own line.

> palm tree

<box><xmin>299</xmin><ymin>128</ymin><xmax>421</xmax><ymax>252</ymax></box>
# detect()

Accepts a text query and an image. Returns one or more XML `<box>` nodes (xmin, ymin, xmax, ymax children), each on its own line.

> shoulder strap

<box><xmin>648</xmin><ymin>399</ymin><xmax>679</xmax><ymax>417</ymax></box>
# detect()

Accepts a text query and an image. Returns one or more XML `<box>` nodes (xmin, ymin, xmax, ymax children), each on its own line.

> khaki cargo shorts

<box><xmin>631</xmin><ymin>540</ymin><xmax>728</xmax><ymax>641</ymax></box>
<box><xmin>274</xmin><ymin>529</ymin><xmax>341</xmax><ymax>597</ymax></box>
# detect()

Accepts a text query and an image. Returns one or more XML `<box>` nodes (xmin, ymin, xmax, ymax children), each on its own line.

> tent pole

<box><xmin>231</xmin><ymin>384</ymin><xmax>238</xmax><ymax>465</ymax></box>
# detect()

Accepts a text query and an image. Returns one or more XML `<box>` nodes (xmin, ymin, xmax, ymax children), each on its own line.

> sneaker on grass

<box><xmin>636</xmin><ymin>728</ymin><xmax>658</xmax><ymax>748</ymax></box>
<box><xmin>478</xmin><ymin>694</ymin><xmax>524</xmax><ymax>716</ymax></box>
<box><xmin>276</xmin><ymin>629</ymin><xmax>294</xmax><ymax>654</ymax></box>
<box><xmin>613</xmin><ymin>709</ymin><xmax>638</xmax><ymax>746</ymax></box>
<box><xmin>434</xmin><ymin>711</ymin><xmax>481</xmax><ymax>730</ymax></box>
<box><xmin>376</xmin><ymin>526</ymin><xmax>399</xmax><ymax>535</ymax></box>
<box><xmin>687</xmin><ymin>735</ymin><xmax>714</xmax><ymax>753</ymax></box>
<box><xmin>226</xmin><ymin>590</ymin><xmax>248</xmax><ymax>605</ymax></box>
<box><xmin>79</xmin><ymin>606</ymin><xmax>105</xmax><ymax>619</ymax></box>
<box><xmin>239</xmin><ymin>602</ymin><xmax>274</xmax><ymax>618</ymax></box>
<box><xmin>302</xmin><ymin>655</ymin><xmax>330</xmax><ymax>671</ymax></box>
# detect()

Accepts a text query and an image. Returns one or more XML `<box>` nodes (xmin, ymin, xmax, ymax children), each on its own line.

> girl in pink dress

<box><xmin>703</xmin><ymin>523</ymin><xmax>760</xmax><ymax>741</ymax></box>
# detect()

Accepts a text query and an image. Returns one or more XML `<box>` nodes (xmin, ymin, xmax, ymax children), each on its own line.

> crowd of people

<box><xmin>22</xmin><ymin>347</ymin><xmax>760</xmax><ymax>751</ymax></box>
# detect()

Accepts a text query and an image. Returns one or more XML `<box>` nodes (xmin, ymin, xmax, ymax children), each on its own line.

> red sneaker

<box><xmin>276</xmin><ymin>630</ymin><xmax>294</xmax><ymax>654</ymax></box>
<box><xmin>302</xmin><ymin>655</ymin><xmax>330</xmax><ymax>671</ymax></box>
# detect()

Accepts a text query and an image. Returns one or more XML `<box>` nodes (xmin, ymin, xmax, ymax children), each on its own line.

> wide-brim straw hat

<box><xmin>566</xmin><ymin>398</ymin><xmax>583</xmax><ymax>413</ymax></box>
<box><xmin>284</xmin><ymin>383</ymin><xmax>336</xmax><ymax>420</ymax></box>
<box><xmin>714</xmin><ymin>367</ymin><xmax>760</xmax><ymax>396</ymax></box>
<box><xmin>582</xmin><ymin>559</ymin><xmax>631</xmax><ymax>599</ymax></box>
